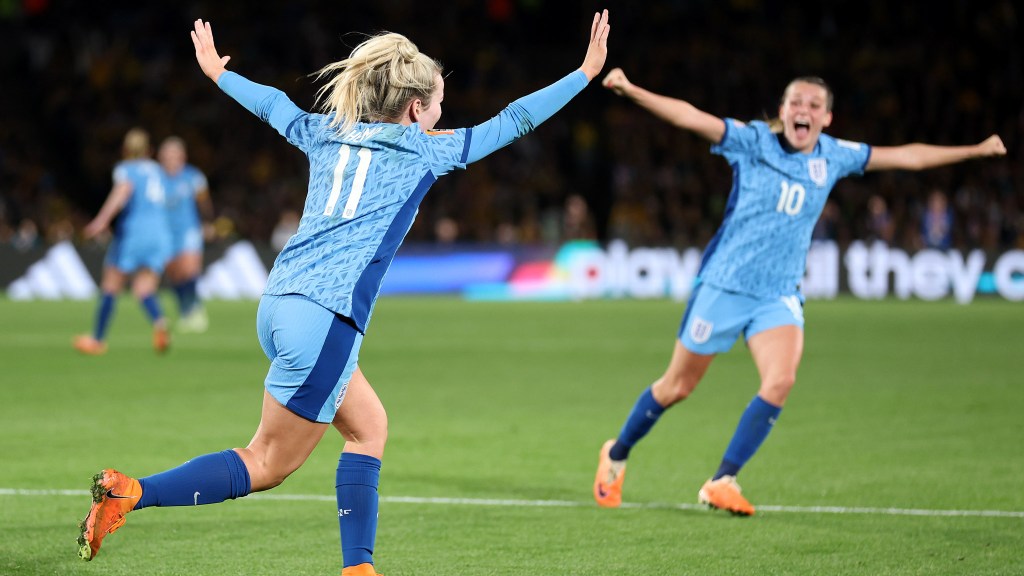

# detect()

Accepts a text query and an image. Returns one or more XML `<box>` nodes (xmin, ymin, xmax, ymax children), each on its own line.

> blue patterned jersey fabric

<box><xmin>164</xmin><ymin>164</ymin><xmax>208</xmax><ymax>237</ymax></box>
<box><xmin>700</xmin><ymin>119</ymin><xmax>871</xmax><ymax>298</ymax></box>
<box><xmin>112</xmin><ymin>159</ymin><xmax>172</xmax><ymax>245</ymax></box>
<box><xmin>218</xmin><ymin>69</ymin><xmax>587</xmax><ymax>331</ymax></box>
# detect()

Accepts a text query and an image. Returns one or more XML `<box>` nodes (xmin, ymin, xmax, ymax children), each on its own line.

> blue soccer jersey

<box><xmin>164</xmin><ymin>164</ymin><xmax>208</xmax><ymax>254</ymax></box>
<box><xmin>699</xmin><ymin>119</ymin><xmax>871</xmax><ymax>298</ymax></box>
<box><xmin>217</xmin><ymin>69</ymin><xmax>587</xmax><ymax>332</ymax></box>
<box><xmin>108</xmin><ymin>159</ymin><xmax>173</xmax><ymax>271</ymax></box>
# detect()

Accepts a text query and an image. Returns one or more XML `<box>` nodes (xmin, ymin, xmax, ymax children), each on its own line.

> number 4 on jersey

<box><xmin>324</xmin><ymin>144</ymin><xmax>373</xmax><ymax>218</ymax></box>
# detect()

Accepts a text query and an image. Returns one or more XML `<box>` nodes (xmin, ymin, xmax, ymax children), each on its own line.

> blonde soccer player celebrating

<box><xmin>78</xmin><ymin>12</ymin><xmax>611</xmax><ymax>576</ymax></box>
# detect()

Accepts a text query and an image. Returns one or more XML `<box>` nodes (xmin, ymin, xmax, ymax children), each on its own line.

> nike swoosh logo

<box><xmin>597</xmin><ymin>484</ymin><xmax>608</xmax><ymax>498</ymax></box>
<box><xmin>105</xmin><ymin>490</ymin><xmax>137</xmax><ymax>500</ymax></box>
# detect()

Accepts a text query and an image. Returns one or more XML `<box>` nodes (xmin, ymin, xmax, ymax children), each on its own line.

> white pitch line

<box><xmin>2</xmin><ymin>488</ymin><xmax>1022</xmax><ymax>518</ymax></box>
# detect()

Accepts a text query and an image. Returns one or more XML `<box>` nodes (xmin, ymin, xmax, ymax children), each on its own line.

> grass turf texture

<box><xmin>0</xmin><ymin>296</ymin><xmax>1021</xmax><ymax>575</ymax></box>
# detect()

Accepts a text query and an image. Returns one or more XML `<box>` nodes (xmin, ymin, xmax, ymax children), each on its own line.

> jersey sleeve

<box><xmin>828</xmin><ymin>137</ymin><xmax>872</xmax><ymax>178</ymax></box>
<box><xmin>217</xmin><ymin>71</ymin><xmax>316</xmax><ymax>152</ymax></box>
<box><xmin>112</xmin><ymin>163</ymin><xmax>128</xmax><ymax>185</ymax></box>
<box><xmin>465</xmin><ymin>70</ymin><xmax>588</xmax><ymax>164</ymax></box>
<box><xmin>413</xmin><ymin>128</ymin><xmax>471</xmax><ymax>176</ymax></box>
<box><xmin>190</xmin><ymin>168</ymin><xmax>209</xmax><ymax>195</ymax></box>
<box><xmin>710</xmin><ymin>118</ymin><xmax>762</xmax><ymax>162</ymax></box>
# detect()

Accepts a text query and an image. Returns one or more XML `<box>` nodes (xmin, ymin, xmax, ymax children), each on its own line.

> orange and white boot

<box><xmin>153</xmin><ymin>324</ymin><xmax>170</xmax><ymax>354</ymax></box>
<box><xmin>341</xmin><ymin>563</ymin><xmax>383</xmax><ymax>576</ymax></box>
<box><xmin>698</xmin><ymin>475</ymin><xmax>755</xmax><ymax>516</ymax></box>
<box><xmin>73</xmin><ymin>335</ymin><xmax>108</xmax><ymax>356</ymax></box>
<box><xmin>78</xmin><ymin>469</ymin><xmax>142</xmax><ymax>560</ymax></box>
<box><xmin>593</xmin><ymin>439</ymin><xmax>627</xmax><ymax>508</ymax></box>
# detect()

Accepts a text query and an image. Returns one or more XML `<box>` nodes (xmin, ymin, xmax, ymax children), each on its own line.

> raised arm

<box><xmin>465</xmin><ymin>10</ymin><xmax>610</xmax><ymax>163</ymax></box>
<box><xmin>602</xmin><ymin>68</ymin><xmax>725</xmax><ymax>143</ymax></box>
<box><xmin>191</xmin><ymin>19</ymin><xmax>306</xmax><ymax>139</ymax></box>
<box><xmin>866</xmin><ymin>135</ymin><xmax>1006</xmax><ymax>171</ymax></box>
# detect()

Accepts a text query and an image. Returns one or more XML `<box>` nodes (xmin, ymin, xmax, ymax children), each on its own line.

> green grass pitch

<box><xmin>1</xmin><ymin>295</ymin><xmax>1022</xmax><ymax>575</ymax></box>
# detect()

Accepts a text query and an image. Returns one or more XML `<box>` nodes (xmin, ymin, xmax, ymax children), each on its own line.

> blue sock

<box><xmin>135</xmin><ymin>449</ymin><xmax>251</xmax><ymax>509</ymax></box>
<box><xmin>714</xmin><ymin>395</ymin><xmax>782</xmax><ymax>480</ymax></box>
<box><xmin>609</xmin><ymin>387</ymin><xmax>666</xmax><ymax>461</ymax></box>
<box><xmin>93</xmin><ymin>293</ymin><xmax>116</xmax><ymax>341</ymax></box>
<box><xmin>172</xmin><ymin>283</ymin><xmax>188</xmax><ymax>313</ymax></box>
<box><xmin>140</xmin><ymin>294</ymin><xmax>164</xmax><ymax>324</ymax></box>
<box><xmin>337</xmin><ymin>452</ymin><xmax>381</xmax><ymax>568</ymax></box>
<box><xmin>175</xmin><ymin>278</ymin><xmax>199</xmax><ymax>315</ymax></box>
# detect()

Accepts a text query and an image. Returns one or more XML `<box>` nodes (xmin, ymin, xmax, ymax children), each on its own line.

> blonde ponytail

<box><xmin>314</xmin><ymin>32</ymin><xmax>442</xmax><ymax>134</ymax></box>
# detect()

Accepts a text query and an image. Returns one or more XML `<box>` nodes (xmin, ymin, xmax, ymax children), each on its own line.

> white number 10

<box><xmin>324</xmin><ymin>144</ymin><xmax>373</xmax><ymax>218</ymax></box>
<box><xmin>776</xmin><ymin>180</ymin><xmax>805</xmax><ymax>216</ymax></box>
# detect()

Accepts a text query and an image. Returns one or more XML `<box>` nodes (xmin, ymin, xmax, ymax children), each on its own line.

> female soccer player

<box><xmin>593</xmin><ymin>68</ymin><xmax>1005</xmax><ymax>515</ymax></box>
<box><xmin>78</xmin><ymin>12</ymin><xmax>611</xmax><ymax>576</ymax></box>
<box><xmin>73</xmin><ymin>128</ymin><xmax>173</xmax><ymax>355</ymax></box>
<box><xmin>158</xmin><ymin>136</ymin><xmax>213</xmax><ymax>333</ymax></box>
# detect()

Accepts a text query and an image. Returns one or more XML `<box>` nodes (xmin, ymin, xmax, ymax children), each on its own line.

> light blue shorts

<box><xmin>105</xmin><ymin>235</ymin><xmax>171</xmax><ymax>274</ymax></box>
<box><xmin>256</xmin><ymin>294</ymin><xmax>363</xmax><ymax>423</ymax></box>
<box><xmin>171</xmin><ymin>226</ymin><xmax>203</xmax><ymax>257</ymax></box>
<box><xmin>678</xmin><ymin>282</ymin><xmax>805</xmax><ymax>354</ymax></box>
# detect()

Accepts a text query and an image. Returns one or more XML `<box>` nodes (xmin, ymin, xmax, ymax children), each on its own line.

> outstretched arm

<box><xmin>602</xmin><ymin>67</ymin><xmax>725</xmax><ymax>143</ymax></box>
<box><xmin>866</xmin><ymin>135</ymin><xmax>1006</xmax><ymax>171</ymax></box>
<box><xmin>83</xmin><ymin>182</ymin><xmax>133</xmax><ymax>239</ymax></box>
<box><xmin>191</xmin><ymin>19</ymin><xmax>305</xmax><ymax>138</ymax></box>
<box><xmin>465</xmin><ymin>10</ymin><xmax>610</xmax><ymax>163</ymax></box>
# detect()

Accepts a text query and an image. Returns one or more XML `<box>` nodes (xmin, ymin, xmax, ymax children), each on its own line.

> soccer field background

<box><xmin>0</xmin><ymin>296</ymin><xmax>1022</xmax><ymax>575</ymax></box>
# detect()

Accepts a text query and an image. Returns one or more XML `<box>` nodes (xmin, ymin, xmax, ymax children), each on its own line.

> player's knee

<box><xmin>759</xmin><ymin>374</ymin><xmax>796</xmax><ymax>404</ymax></box>
<box><xmin>654</xmin><ymin>374</ymin><xmax>697</xmax><ymax>406</ymax></box>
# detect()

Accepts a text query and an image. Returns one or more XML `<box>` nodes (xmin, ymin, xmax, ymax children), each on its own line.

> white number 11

<box><xmin>324</xmin><ymin>144</ymin><xmax>373</xmax><ymax>218</ymax></box>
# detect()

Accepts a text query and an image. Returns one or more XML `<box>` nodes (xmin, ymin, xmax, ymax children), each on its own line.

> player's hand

<box><xmin>579</xmin><ymin>9</ymin><xmax>610</xmax><ymax>81</ymax></box>
<box><xmin>191</xmin><ymin>19</ymin><xmax>231</xmax><ymax>83</ymax></box>
<box><xmin>977</xmin><ymin>135</ymin><xmax>1006</xmax><ymax>157</ymax></box>
<box><xmin>83</xmin><ymin>219</ymin><xmax>107</xmax><ymax>240</ymax></box>
<box><xmin>602</xmin><ymin>67</ymin><xmax>631</xmax><ymax>97</ymax></box>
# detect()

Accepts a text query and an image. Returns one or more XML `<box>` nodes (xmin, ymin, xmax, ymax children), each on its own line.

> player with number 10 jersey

<box><xmin>699</xmin><ymin>119</ymin><xmax>869</xmax><ymax>299</ymax></box>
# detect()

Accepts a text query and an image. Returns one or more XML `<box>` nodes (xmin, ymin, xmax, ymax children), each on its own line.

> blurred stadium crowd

<box><xmin>2</xmin><ymin>0</ymin><xmax>1021</xmax><ymax>253</ymax></box>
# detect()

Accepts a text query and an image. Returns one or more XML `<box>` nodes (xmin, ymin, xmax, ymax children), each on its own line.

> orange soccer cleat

<box><xmin>341</xmin><ymin>563</ymin><xmax>383</xmax><ymax>576</ymax></box>
<box><xmin>153</xmin><ymin>325</ymin><xmax>170</xmax><ymax>354</ymax></box>
<box><xmin>698</xmin><ymin>475</ymin><xmax>755</xmax><ymax>516</ymax></box>
<box><xmin>77</xmin><ymin>469</ymin><xmax>142</xmax><ymax>561</ymax></box>
<box><xmin>73</xmin><ymin>335</ymin><xmax>108</xmax><ymax>356</ymax></box>
<box><xmin>593</xmin><ymin>439</ymin><xmax>627</xmax><ymax>508</ymax></box>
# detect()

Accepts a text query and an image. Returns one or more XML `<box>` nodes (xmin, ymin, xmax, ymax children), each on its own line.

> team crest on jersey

<box><xmin>807</xmin><ymin>158</ymin><xmax>828</xmax><ymax>187</ymax></box>
<box><xmin>689</xmin><ymin>316</ymin><xmax>713</xmax><ymax>344</ymax></box>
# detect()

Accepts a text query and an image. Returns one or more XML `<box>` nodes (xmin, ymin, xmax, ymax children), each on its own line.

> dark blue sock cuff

<box><xmin>753</xmin><ymin>395</ymin><xmax>783</xmax><ymax>417</ymax></box>
<box><xmin>220</xmin><ymin>449</ymin><xmax>251</xmax><ymax>498</ymax></box>
<box><xmin>642</xmin><ymin>387</ymin><xmax>666</xmax><ymax>416</ymax></box>
<box><xmin>338</xmin><ymin>453</ymin><xmax>381</xmax><ymax>487</ymax></box>
<box><xmin>140</xmin><ymin>294</ymin><xmax>163</xmax><ymax>322</ymax></box>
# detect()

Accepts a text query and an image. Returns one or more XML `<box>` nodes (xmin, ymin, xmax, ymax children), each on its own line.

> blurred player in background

<box><xmin>73</xmin><ymin>128</ymin><xmax>172</xmax><ymax>355</ymax></box>
<box><xmin>78</xmin><ymin>12</ymin><xmax>610</xmax><ymax>576</ymax></box>
<box><xmin>593</xmin><ymin>68</ymin><xmax>1006</xmax><ymax>515</ymax></box>
<box><xmin>158</xmin><ymin>136</ymin><xmax>213</xmax><ymax>332</ymax></box>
